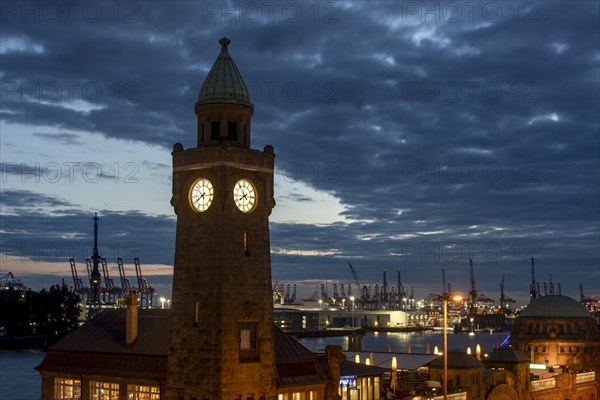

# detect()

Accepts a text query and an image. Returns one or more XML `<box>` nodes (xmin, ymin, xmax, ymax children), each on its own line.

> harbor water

<box><xmin>0</xmin><ymin>331</ymin><xmax>508</xmax><ymax>399</ymax></box>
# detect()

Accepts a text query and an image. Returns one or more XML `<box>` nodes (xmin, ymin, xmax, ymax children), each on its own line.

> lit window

<box><xmin>90</xmin><ymin>381</ymin><xmax>119</xmax><ymax>400</ymax></box>
<box><xmin>292</xmin><ymin>393</ymin><xmax>301</xmax><ymax>400</ymax></box>
<box><xmin>239</xmin><ymin>322</ymin><xmax>258</xmax><ymax>362</ymax></box>
<box><xmin>127</xmin><ymin>384</ymin><xmax>160</xmax><ymax>400</ymax></box>
<box><xmin>54</xmin><ymin>378</ymin><xmax>81</xmax><ymax>400</ymax></box>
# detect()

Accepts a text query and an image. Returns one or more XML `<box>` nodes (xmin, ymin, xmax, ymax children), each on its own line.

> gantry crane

<box><xmin>469</xmin><ymin>259</ymin><xmax>477</xmax><ymax>316</ymax></box>
<box><xmin>117</xmin><ymin>257</ymin><xmax>133</xmax><ymax>293</ymax></box>
<box><xmin>134</xmin><ymin>257</ymin><xmax>156</xmax><ymax>308</ymax></box>
<box><xmin>101</xmin><ymin>257</ymin><xmax>120</xmax><ymax>303</ymax></box>
<box><xmin>69</xmin><ymin>258</ymin><xmax>89</xmax><ymax>300</ymax></box>
<box><xmin>397</xmin><ymin>270</ymin><xmax>406</xmax><ymax>310</ymax></box>
<box><xmin>0</xmin><ymin>272</ymin><xmax>26</xmax><ymax>290</ymax></box>
<box><xmin>529</xmin><ymin>257</ymin><xmax>538</xmax><ymax>302</ymax></box>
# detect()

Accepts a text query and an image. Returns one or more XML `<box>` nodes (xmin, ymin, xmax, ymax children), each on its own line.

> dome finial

<box><xmin>219</xmin><ymin>37</ymin><xmax>231</xmax><ymax>51</ymax></box>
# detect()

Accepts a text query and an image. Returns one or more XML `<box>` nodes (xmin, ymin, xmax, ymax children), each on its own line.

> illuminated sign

<box><xmin>530</xmin><ymin>363</ymin><xmax>547</xmax><ymax>370</ymax></box>
<box><xmin>340</xmin><ymin>377</ymin><xmax>357</xmax><ymax>388</ymax></box>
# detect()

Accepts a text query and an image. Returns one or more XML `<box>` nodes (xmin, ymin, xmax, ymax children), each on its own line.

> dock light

<box><xmin>350</xmin><ymin>296</ymin><xmax>355</xmax><ymax>328</ymax></box>
<box><xmin>444</xmin><ymin>294</ymin><xmax>463</xmax><ymax>400</ymax></box>
<box><xmin>391</xmin><ymin>356</ymin><xmax>398</xmax><ymax>392</ymax></box>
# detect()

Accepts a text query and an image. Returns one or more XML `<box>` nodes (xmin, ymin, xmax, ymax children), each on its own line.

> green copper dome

<box><xmin>197</xmin><ymin>37</ymin><xmax>253</xmax><ymax>108</ymax></box>
<box><xmin>519</xmin><ymin>295</ymin><xmax>592</xmax><ymax>319</ymax></box>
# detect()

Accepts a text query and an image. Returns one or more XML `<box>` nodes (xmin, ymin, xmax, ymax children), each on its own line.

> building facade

<box><xmin>166</xmin><ymin>36</ymin><xmax>277</xmax><ymax>400</ymax></box>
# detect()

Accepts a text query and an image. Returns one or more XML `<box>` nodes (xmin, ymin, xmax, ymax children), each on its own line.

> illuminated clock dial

<box><xmin>233</xmin><ymin>179</ymin><xmax>257</xmax><ymax>213</ymax></box>
<box><xmin>189</xmin><ymin>178</ymin><xmax>214</xmax><ymax>212</ymax></box>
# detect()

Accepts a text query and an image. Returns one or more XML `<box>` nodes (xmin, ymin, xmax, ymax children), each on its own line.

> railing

<box><xmin>576</xmin><ymin>371</ymin><xmax>595</xmax><ymax>384</ymax></box>
<box><xmin>433</xmin><ymin>392</ymin><xmax>467</xmax><ymax>400</ymax></box>
<box><xmin>531</xmin><ymin>378</ymin><xmax>556</xmax><ymax>391</ymax></box>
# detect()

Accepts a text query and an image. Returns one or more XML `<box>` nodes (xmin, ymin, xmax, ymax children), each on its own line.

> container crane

<box><xmin>348</xmin><ymin>262</ymin><xmax>368</xmax><ymax>305</ymax></box>
<box><xmin>134</xmin><ymin>257</ymin><xmax>156</xmax><ymax>308</ymax></box>
<box><xmin>69</xmin><ymin>258</ymin><xmax>89</xmax><ymax>300</ymax></box>
<box><xmin>529</xmin><ymin>257</ymin><xmax>538</xmax><ymax>302</ymax></box>
<box><xmin>397</xmin><ymin>270</ymin><xmax>406</xmax><ymax>310</ymax></box>
<box><xmin>101</xmin><ymin>257</ymin><xmax>120</xmax><ymax>303</ymax></box>
<box><xmin>117</xmin><ymin>257</ymin><xmax>133</xmax><ymax>294</ymax></box>
<box><xmin>0</xmin><ymin>272</ymin><xmax>26</xmax><ymax>291</ymax></box>
<box><xmin>469</xmin><ymin>259</ymin><xmax>477</xmax><ymax>316</ymax></box>
<box><xmin>284</xmin><ymin>284</ymin><xmax>291</xmax><ymax>303</ymax></box>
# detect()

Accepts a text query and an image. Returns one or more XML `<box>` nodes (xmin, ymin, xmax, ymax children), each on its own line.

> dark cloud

<box><xmin>1</xmin><ymin>1</ymin><xmax>598</xmax><ymax>304</ymax></box>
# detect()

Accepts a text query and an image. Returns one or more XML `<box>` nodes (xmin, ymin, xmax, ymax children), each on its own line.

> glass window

<box><xmin>560</xmin><ymin>346</ymin><xmax>565</xmax><ymax>353</ymax></box>
<box><xmin>54</xmin><ymin>378</ymin><xmax>81</xmax><ymax>400</ymax></box>
<box><xmin>127</xmin><ymin>384</ymin><xmax>160</xmax><ymax>400</ymax></box>
<box><xmin>239</xmin><ymin>322</ymin><xmax>258</xmax><ymax>362</ymax></box>
<box><xmin>228</xmin><ymin>122</ymin><xmax>237</xmax><ymax>140</ymax></box>
<box><xmin>541</xmin><ymin>324</ymin><xmax>547</xmax><ymax>334</ymax></box>
<box><xmin>574</xmin><ymin>324</ymin><xmax>580</xmax><ymax>334</ymax></box>
<box><xmin>527</xmin><ymin>324</ymin><xmax>533</xmax><ymax>334</ymax></box>
<box><xmin>90</xmin><ymin>381</ymin><xmax>119</xmax><ymax>400</ymax></box>
<box><xmin>558</xmin><ymin>324</ymin><xmax>565</xmax><ymax>335</ymax></box>
<box><xmin>567</xmin><ymin>324</ymin><xmax>573</xmax><ymax>334</ymax></box>
<box><xmin>211</xmin><ymin>121</ymin><xmax>220</xmax><ymax>140</ymax></box>
<box><xmin>534</xmin><ymin>323</ymin><xmax>540</xmax><ymax>334</ymax></box>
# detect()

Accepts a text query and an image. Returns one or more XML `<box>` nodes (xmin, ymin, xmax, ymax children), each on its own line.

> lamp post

<box><xmin>444</xmin><ymin>295</ymin><xmax>462</xmax><ymax>400</ymax></box>
<box><xmin>350</xmin><ymin>295</ymin><xmax>355</xmax><ymax>328</ymax></box>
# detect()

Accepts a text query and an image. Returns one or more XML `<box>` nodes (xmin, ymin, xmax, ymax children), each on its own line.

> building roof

<box><xmin>519</xmin><ymin>295</ymin><xmax>593</xmax><ymax>319</ymax></box>
<box><xmin>38</xmin><ymin>309</ymin><xmax>327</xmax><ymax>387</ymax></box>
<box><xmin>429</xmin><ymin>350</ymin><xmax>483</xmax><ymax>369</ymax></box>
<box><xmin>197</xmin><ymin>37</ymin><xmax>253</xmax><ymax>108</ymax></box>
<box><xmin>339</xmin><ymin>360</ymin><xmax>389</xmax><ymax>377</ymax></box>
<box><xmin>48</xmin><ymin>308</ymin><xmax>170</xmax><ymax>355</ymax></box>
<box><xmin>484</xmin><ymin>347</ymin><xmax>530</xmax><ymax>364</ymax></box>
<box><xmin>274</xmin><ymin>327</ymin><xmax>328</xmax><ymax>387</ymax></box>
<box><xmin>344</xmin><ymin>351</ymin><xmax>438</xmax><ymax>371</ymax></box>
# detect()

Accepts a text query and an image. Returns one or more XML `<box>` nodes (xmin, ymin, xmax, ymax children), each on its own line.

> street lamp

<box><xmin>160</xmin><ymin>297</ymin><xmax>166</xmax><ymax>309</ymax></box>
<box><xmin>444</xmin><ymin>295</ymin><xmax>462</xmax><ymax>400</ymax></box>
<box><xmin>350</xmin><ymin>295</ymin><xmax>355</xmax><ymax>328</ymax></box>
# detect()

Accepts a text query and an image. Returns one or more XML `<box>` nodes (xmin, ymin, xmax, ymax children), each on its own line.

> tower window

<box><xmin>238</xmin><ymin>322</ymin><xmax>258</xmax><ymax>362</ymax></box>
<box><xmin>228</xmin><ymin>122</ymin><xmax>237</xmax><ymax>141</ymax></box>
<box><xmin>211</xmin><ymin>121</ymin><xmax>220</xmax><ymax>140</ymax></box>
<box><xmin>244</xmin><ymin>232</ymin><xmax>250</xmax><ymax>256</ymax></box>
<box><xmin>193</xmin><ymin>302</ymin><xmax>200</xmax><ymax>326</ymax></box>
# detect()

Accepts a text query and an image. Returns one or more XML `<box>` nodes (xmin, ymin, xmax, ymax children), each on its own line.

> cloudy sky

<box><xmin>1</xmin><ymin>0</ymin><xmax>598</xmax><ymax>306</ymax></box>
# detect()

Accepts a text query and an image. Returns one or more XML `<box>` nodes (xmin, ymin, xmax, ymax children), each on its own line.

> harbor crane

<box><xmin>101</xmin><ymin>257</ymin><xmax>120</xmax><ymax>303</ymax></box>
<box><xmin>87</xmin><ymin>214</ymin><xmax>103</xmax><ymax>317</ymax></box>
<box><xmin>0</xmin><ymin>272</ymin><xmax>26</xmax><ymax>290</ymax></box>
<box><xmin>397</xmin><ymin>270</ymin><xmax>406</xmax><ymax>310</ymax></box>
<box><xmin>529</xmin><ymin>257</ymin><xmax>538</xmax><ymax>302</ymax></box>
<box><xmin>499</xmin><ymin>274</ymin><xmax>515</xmax><ymax>310</ymax></box>
<box><xmin>469</xmin><ymin>259</ymin><xmax>477</xmax><ymax>316</ymax></box>
<box><xmin>348</xmin><ymin>262</ymin><xmax>369</xmax><ymax>305</ymax></box>
<box><xmin>134</xmin><ymin>257</ymin><xmax>156</xmax><ymax>308</ymax></box>
<box><xmin>117</xmin><ymin>257</ymin><xmax>133</xmax><ymax>292</ymax></box>
<box><xmin>69</xmin><ymin>258</ymin><xmax>89</xmax><ymax>300</ymax></box>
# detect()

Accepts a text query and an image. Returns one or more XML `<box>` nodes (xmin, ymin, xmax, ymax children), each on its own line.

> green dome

<box><xmin>197</xmin><ymin>37</ymin><xmax>253</xmax><ymax>108</ymax></box>
<box><xmin>519</xmin><ymin>295</ymin><xmax>592</xmax><ymax>319</ymax></box>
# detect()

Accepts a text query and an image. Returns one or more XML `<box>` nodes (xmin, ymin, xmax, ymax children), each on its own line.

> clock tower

<box><xmin>166</xmin><ymin>38</ymin><xmax>277</xmax><ymax>400</ymax></box>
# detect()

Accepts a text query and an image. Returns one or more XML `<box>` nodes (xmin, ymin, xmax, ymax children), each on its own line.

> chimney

<box><xmin>125</xmin><ymin>294</ymin><xmax>139</xmax><ymax>348</ymax></box>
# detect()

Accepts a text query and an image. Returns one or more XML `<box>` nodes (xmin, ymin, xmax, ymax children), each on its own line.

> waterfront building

<box><xmin>37</xmin><ymin>37</ymin><xmax>391</xmax><ymax>400</ymax></box>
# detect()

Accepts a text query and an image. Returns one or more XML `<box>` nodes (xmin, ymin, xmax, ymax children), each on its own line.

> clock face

<box><xmin>189</xmin><ymin>178</ymin><xmax>214</xmax><ymax>212</ymax></box>
<box><xmin>233</xmin><ymin>179</ymin><xmax>257</xmax><ymax>213</ymax></box>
